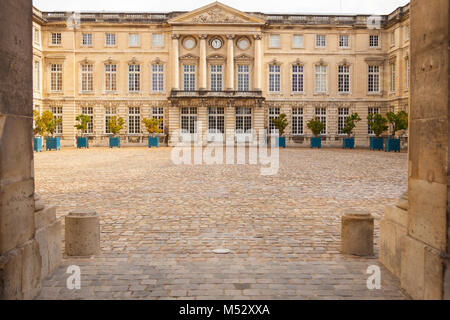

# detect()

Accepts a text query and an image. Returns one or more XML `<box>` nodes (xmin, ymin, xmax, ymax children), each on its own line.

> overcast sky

<box><xmin>32</xmin><ymin>0</ymin><xmax>410</xmax><ymax>15</ymax></box>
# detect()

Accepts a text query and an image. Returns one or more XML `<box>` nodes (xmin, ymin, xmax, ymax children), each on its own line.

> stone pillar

<box><xmin>65</xmin><ymin>210</ymin><xmax>100</xmax><ymax>257</ymax></box>
<box><xmin>0</xmin><ymin>0</ymin><xmax>44</xmax><ymax>299</ymax></box>
<box><xmin>199</xmin><ymin>34</ymin><xmax>207</xmax><ymax>90</ymax></box>
<box><xmin>341</xmin><ymin>211</ymin><xmax>374</xmax><ymax>256</ymax></box>
<box><xmin>226</xmin><ymin>34</ymin><xmax>235</xmax><ymax>90</ymax></box>
<box><xmin>225</xmin><ymin>105</ymin><xmax>235</xmax><ymax>146</ymax></box>
<box><xmin>172</xmin><ymin>34</ymin><xmax>180</xmax><ymax>90</ymax></box>
<box><xmin>379</xmin><ymin>0</ymin><xmax>450</xmax><ymax>300</ymax></box>
<box><xmin>254</xmin><ymin>34</ymin><xmax>263</xmax><ymax>91</ymax></box>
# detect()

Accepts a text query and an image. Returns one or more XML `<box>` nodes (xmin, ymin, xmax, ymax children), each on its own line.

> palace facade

<box><xmin>32</xmin><ymin>2</ymin><xmax>410</xmax><ymax>147</ymax></box>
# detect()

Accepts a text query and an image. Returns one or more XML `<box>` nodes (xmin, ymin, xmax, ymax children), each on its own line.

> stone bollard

<box><xmin>341</xmin><ymin>211</ymin><xmax>374</xmax><ymax>256</ymax></box>
<box><xmin>65</xmin><ymin>210</ymin><xmax>100</xmax><ymax>257</ymax></box>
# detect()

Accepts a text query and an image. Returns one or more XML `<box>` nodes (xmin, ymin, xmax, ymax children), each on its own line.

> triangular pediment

<box><xmin>169</xmin><ymin>2</ymin><xmax>265</xmax><ymax>25</ymax></box>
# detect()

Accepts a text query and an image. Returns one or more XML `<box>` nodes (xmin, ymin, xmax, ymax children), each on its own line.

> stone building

<box><xmin>32</xmin><ymin>2</ymin><xmax>410</xmax><ymax>147</ymax></box>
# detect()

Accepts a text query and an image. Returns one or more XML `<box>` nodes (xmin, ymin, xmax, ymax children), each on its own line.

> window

<box><xmin>339</xmin><ymin>35</ymin><xmax>349</xmax><ymax>48</ymax></box>
<box><xmin>268</xmin><ymin>107</ymin><xmax>281</xmax><ymax>134</ymax></box>
<box><xmin>82</xmin><ymin>33</ymin><xmax>92</xmax><ymax>46</ymax></box>
<box><xmin>129</xmin><ymin>33</ymin><xmax>139</xmax><ymax>47</ymax></box>
<box><xmin>34</xmin><ymin>61</ymin><xmax>40</xmax><ymax>91</ymax></box>
<box><xmin>152</xmin><ymin>107</ymin><xmax>164</xmax><ymax>131</ymax></box>
<box><xmin>368</xmin><ymin>65</ymin><xmax>380</xmax><ymax>93</ymax></box>
<box><xmin>315</xmin><ymin>65</ymin><xmax>327</xmax><ymax>93</ymax></box>
<box><xmin>81</xmin><ymin>64</ymin><xmax>93</xmax><ymax>92</ymax></box>
<box><xmin>51</xmin><ymin>33</ymin><xmax>61</xmax><ymax>45</ymax></box>
<box><xmin>105</xmin><ymin>64</ymin><xmax>117</xmax><ymax>92</ymax></box>
<box><xmin>269</xmin><ymin>65</ymin><xmax>281</xmax><ymax>92</ymax></box>
<box><xmin>210</xmin><ymin>65</ymin><xmax>223</xmax><ymax>91</ymax></box>
<box><xmin>237</xmin><ymin>65</ymin><xmax>250</xmax><ymax>91</ymax></box>
<box><xmin>105</xmin><ymin>33</ymin><xmax>116</xmax><ymax>46</ymax></box>
<box><xmin>208</xmin><ymin>107</ymin><xmax>225</xmax><ymax>134</ymax></box>
<box><xmin>152</xmin><ymin>64</ymin><xmax>164</xmax><ymax>92</ymax></box>
<box><xmin>128</xmin><ymin>107</ymin><xmax>141</xmax><ymax>134</ymax></box>
<box><xmin>293</xmin><ymin>35</ymin><xmax>303</xmax><ymax>48</ymax></box>
<box><xmin>369</xmin><ymin>35</ymin><xmax>379</xmax><ymax>47</ymax></box>
<box><xmin>292</xmin><ymin>108</ymin><xmax>304</xmax><ymax>135</ymax></box>
<box><xmin>391</xmin><ymin>31</ymin><xmax>396</xmax><ymax>46</ymax></box>
<box><xmin>316</xmin><ymin>35</ymin><xmax>326</xmax><ymax>47</ymax></box>
<box><xmin>81</xmin><ymin>106</ymin><xmax>94</xmax><ymax>134</ymax></box>
<box><xmin>315</xmin><ymin>107</ymin><xmax>327</xmax><ymax>135</ymax></box>
<box><xmin>368</xmin><ymin>107</ymin><xmax>380</xmax><ymax>135</ymax></box>
<box><xmin>269</xmin><ymin>35</ymin><xmax>280</xmax><ymax>48</ymax></box>
<box><xmin>338</xmin><ymin>65</ymin><xmax>350</xmax><ymax>93</ymax></box>
<box><xmin>34</xmin><ymin>28</ymin><xmax>40</xmax><ymax>44</ymax></box>
<box><xmin>128</xmin><ymin>64</ymin><xmax>140</xmax><ymax>92</ymax></box>
<box><xmin>105</xmin><ymin>107</ymin><xmax>116</xmax><ymax>134</ymax></box>
<box><xmin>390</xmin><ymin>63</ymin><xmax>396</xmax><ymax>92</ymax></box>
<box><xmin>292</xmin><ymin>65</ymin><xmax>304</xmax><ymax>93</ymax></box>
<box><xmin>235</xmin><ymin>107</ymin><xmax>252</xmax><ymax>133</ymax></box>
<box><xmin>152</xmin><ymin>33</ymin><xmax>163</xmax><ymax>47</ymax></box>
<box><xmin>405</xmin><ymin>59</ymin><xmax>410</xmax><ymax>91</ymax></box>
<box><xmin>50</xmin><ymin>64</ymin><xmax>63</xmax><ymax>92</ymax></box>
<box><xmin>338</xmin><ymin>108</ymin><xmax>349</xmax><ymax>135</ymax></box>
<box><xmin>183</xmin><ymin>65</ymin><xmax>196</xmax><ymax>91</ymax></box>
<box><xmin>51</xmin><ymin>106</ymin><xmax>63</xmax><ymax>134</ymax></box>
<box><xmin>181</xmin><ymin>107</ymin><xmax>197</xmax><ymax>134</ymax></box>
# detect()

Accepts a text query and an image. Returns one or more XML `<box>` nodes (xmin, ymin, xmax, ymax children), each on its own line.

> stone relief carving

<box><xmin>190</xmin><ymin>8</ymin><xmax>248</xmax><ymax>23</ymax></box>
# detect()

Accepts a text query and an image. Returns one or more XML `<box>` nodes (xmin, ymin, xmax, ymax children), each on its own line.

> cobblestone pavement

<box><xmin>35</xmin><ymin>147</ymin><xmax>408</xmax><ymax>299</ymax></box>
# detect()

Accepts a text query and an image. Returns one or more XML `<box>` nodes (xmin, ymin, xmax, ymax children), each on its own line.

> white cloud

<box><xmin>33</xmin><ymin>0</ymin><xmax>410</xmax><ymax>15</ymax></box>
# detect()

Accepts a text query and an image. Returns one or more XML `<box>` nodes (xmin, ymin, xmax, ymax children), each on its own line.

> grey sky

<box><xmin>32</xmin><ymin>0</ymin><xmax>410</xmax><ymax>15</ymax></box>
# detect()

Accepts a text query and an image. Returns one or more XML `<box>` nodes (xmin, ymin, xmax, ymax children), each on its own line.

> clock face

<box><xmin>238</xmin><ymin>39</ymin><xmax>250</xmax><ymax>50</ymax></box>
<box><xmin>211</xmin><ymin>38</ymin><xmax>223</xmax><ymax>49</ymax></box>
<box><xmin>184</xmin><ymin>38</ymin><xmax>196</xmax><ymax>50</ymax></box>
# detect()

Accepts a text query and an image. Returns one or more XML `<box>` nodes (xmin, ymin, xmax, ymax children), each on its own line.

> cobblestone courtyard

<box><xmin>35</xmin><ymin>147</ymin><xmax>408</xmax><ymax>299</ymax></box>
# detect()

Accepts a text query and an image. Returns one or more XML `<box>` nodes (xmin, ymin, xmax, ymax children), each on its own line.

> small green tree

<box><xmin>74</xmin><ymin>114</ymin><xmax>91</xmax><ymax>137</ymax></box>
<box><xmin>367</xmin><ymin>113</ymin><xmax>388</xmax><ymax>137</ymax></box>
<box><xmin>386</xmin><ymin>110</ymin><xmax>408</xmax><ymax>137</ymax></box>
<box><xmin>307</xmin><ymin>117</ymin><xmax>325</xmax><ymax>137</ymax></box>
<box><xmin>342</xmin><ymin>113</ymin><xmax>362</xmax><ymax>137</ymax></box>
<box><xmin>142</xmin><ymin>118</ymin><xmax>163</xmax><ymax>137</ymax></box>
<box><xmin>33</xmin><ymin>110</ymin><xmax>46</xmax><ymax>137</ymax></box>
<box><xmin>272</xmin><ymin>113</ymin><xmax>289</xmax><ymax>137</ymax></box>
<box><xmin>108</xmin><ymin>116</ymin><xmax>124</xmax><ymax>136</ymax></box>
<box><xmin>41</xmin><ymin>111</ymin><xmax>61</xmax><ymax>137</ymax></box>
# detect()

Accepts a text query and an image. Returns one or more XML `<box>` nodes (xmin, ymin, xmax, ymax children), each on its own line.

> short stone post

<box><xmin>65</xmin><ymin>210</ymin><xmax>100</xmax><ymax>257</ymax></box>
<box><xmin>341</xmin><ymin>211</ymin><xmax>374</xmax><ymax>256</ymax></box>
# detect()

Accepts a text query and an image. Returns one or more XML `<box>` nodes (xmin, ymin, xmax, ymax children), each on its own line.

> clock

<box><xmin>183</xmin><ymin>37</ymin><xmax>196</xmax><ymax>50</ymax></box>
<box><xmin>237</xmin><ymin>38</ymin><xmax>250</xmax><ymax>50</ymax></box>
<box><xmin>211</xmin><ymin>38</ymin><xmax>223</xmax><ymax>49</ymax></box>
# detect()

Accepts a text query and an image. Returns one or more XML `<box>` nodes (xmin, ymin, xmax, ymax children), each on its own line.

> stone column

<box><xmin>172</xmin><ymin>34</ymin><xmax>180</xmax><ymax>90</ymax></box>
<box><xmin>199</xmin><ymin>34</ymin><xmax>208</xmax><ymax>90</ymax></box>
<box><xmin>0</xmin><ymin>0</ymin><xmax>43</xmax><ymax>299</ymax></box>
<box><xmin>226</xmin><ymin>34</ymin><xmax>235</xmax><ymax>90</ymax></box>
<box><xmin>379</xmin><ymin>0</ymin><xmax>450</xmax><ymax>300</ymax></box>
<box><xmin>254</xmin><ymin>34</ymin><xmax>263</xmax><ymax>91</ymax></box>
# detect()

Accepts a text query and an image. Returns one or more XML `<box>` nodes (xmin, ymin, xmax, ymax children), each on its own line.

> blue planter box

<box><xmin>33</xmin><ymin>137</ymin><xmax>42</xmax><ymax>152</ymax></box>
<box><xmin>370</xmin><ymin>137</ymin><xmax>384</xmax><ymax>151</ymax></box>
<box><xmin>276</xmin><ymin>136</ymin><xmax>286</xmax><ymax>148</ymax></box>
<box><xmin>109</xmin><ymin>136</ymin><xmax>120</xmax><ymax>148</ymax></box>
<box><xmin>343</xmin><ymin>137</ymin><xmax>355</xmax><ymax>149</ymax></box>
<box><xmin>76</xmin><ymin>137</ymin><xmax>89</xmax><ymax>149</ymax></box>
<box><xmin>45</xmin><ymin>137</ymin><xmax>60</xmax><ymax>151</ymax></box>
<box><xmin>385</xmin><ymin>137</ymin><xmax>401</xmax><ymax>152</ymax></box>
<box><xmin>148</xmin><ymin>136</ymin><xmax>159</xmax><ymax>148</ymax></box>
<box><xmin>311</xmin><ymin>137</ymin><xmax>322</xmax><ymax>149</ymax></box>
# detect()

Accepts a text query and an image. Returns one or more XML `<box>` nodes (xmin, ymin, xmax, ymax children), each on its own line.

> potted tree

<box><xmin>385</xmin><ymin>111</ymin><xmax>408</xmax><ymax>152</ymax></box>
<box><xmin>74</xmin><ymin>114</ymin><xmax>91</xmax><ymax>149</ymax></box>
<box><xmin>307</xmin><ymin>117</ymin><xmax>325</xmax><ymax>149</ymax></box>
<box><xmin>33</xmin><ymin>110</ymin><xmax>45</xmax><ymax>152</ymax></box>
<box><xmin>342</xmin><ymin>113</ymin><xmax>361</xmax><ymax>149</ymax></box>
<box><xmin>367</xmin><ymin>113</ymin><xmax>388</xmax><ymax>151</ymax></box>
<box><xmin>272</xmin><ymin>113</ymin><xmax>288</xmax><ymax>148</ymax></box>
<box><xmin>142</xmin><ymin>118</ymin><xmax>163</xmax><ymax>148</ymax></box>
<box><xmin>107</xmin><ymin>116</ymin><xmax>124</xmax><ymax>148</ymax></box>
<box><xmin>42</xmin><ymin>110</ymin><xmax>62</xmax><ymax>151</ymax></box>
